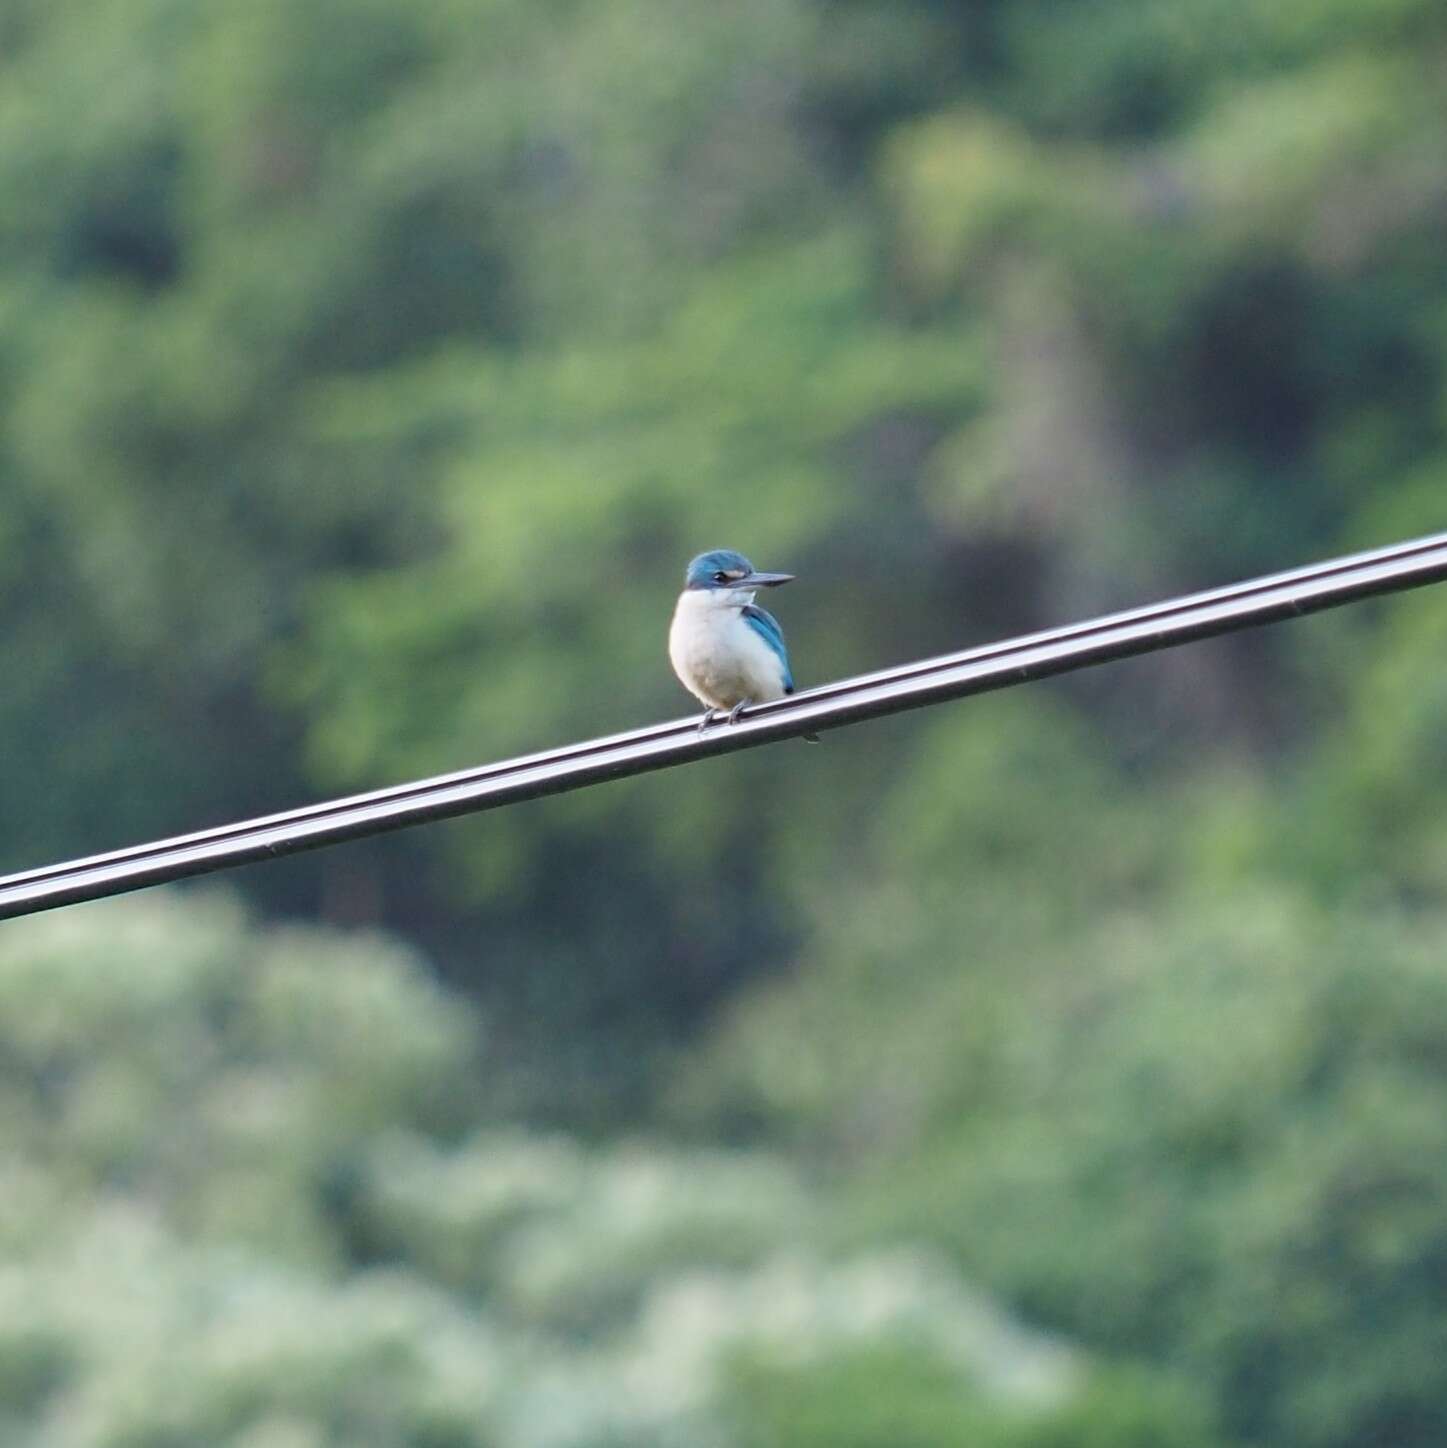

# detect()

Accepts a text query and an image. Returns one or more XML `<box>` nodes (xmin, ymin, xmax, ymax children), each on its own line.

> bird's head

<box><xmin>683</xmin><ymin>549</ymin><xmax>795</xmax><ymax>596</ymax></box>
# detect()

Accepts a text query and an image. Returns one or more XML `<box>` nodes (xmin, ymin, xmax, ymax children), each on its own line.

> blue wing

<box><xmin>743</xmin><ymin>604</ymin><xmax>794</xmax><ymax>693</ymax></box>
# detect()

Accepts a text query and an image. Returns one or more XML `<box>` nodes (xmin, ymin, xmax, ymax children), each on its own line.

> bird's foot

<box><xmin>696</xmin><ymin>708</ymin><xmax>720</xmax><ymax>735</ymax></box>
<box><xmin>726</xmin><ymin>699</ymin><xmax>750</xmax><ymax>725</ymax></box>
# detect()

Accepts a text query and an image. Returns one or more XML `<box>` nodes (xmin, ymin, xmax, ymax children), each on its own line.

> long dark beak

<box><xmin>742</xmin><ymin>571</ymin><xmax>795</xmax><ymax>588</ymax></box>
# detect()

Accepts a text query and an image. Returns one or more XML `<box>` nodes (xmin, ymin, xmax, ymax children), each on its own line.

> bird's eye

<box><xmin>712</xmin><ymin>571</ymin><xmax>730</xmax><ymax>584</ymax></box>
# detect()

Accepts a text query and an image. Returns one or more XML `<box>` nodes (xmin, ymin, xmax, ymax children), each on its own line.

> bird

<box><xmin>669</xmin><ymin>548</ymin><xmax>817</xmax><ymax>739</ymax></box>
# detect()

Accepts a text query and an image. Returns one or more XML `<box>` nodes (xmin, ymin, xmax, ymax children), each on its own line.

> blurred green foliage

<box><xmin>4</xmin><ymin>0</ymin><xmax>1447</xmax><ymax>1442</ymax></box>
<box><xmin>0</xmin><ymin>895</ymin><xmax>1197</xmax><ymax>1448</ymax></box>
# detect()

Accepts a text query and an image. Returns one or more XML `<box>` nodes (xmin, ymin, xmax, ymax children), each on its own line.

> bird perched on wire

<box><xmin>669</xmin><ymin>548</ymin><xmax>817</xmax><ymax>739</ymax></box>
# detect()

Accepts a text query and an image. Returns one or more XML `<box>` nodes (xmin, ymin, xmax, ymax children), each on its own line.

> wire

<box><xmin>4</xmin><ymin>527</ymin><xmax>1447</xmax><ymax>920</ymax></box>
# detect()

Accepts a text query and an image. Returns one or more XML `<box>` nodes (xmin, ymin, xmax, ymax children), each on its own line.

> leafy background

<box><xmin>3</xmin><ymin>0</ymin><xmax>1447</xmax><ymax>1442</ymax></box>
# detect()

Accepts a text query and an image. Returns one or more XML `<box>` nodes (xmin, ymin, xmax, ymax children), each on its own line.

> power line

<box><xmin>4</xmin><ymin>528</ymin><xmax>1447</xmax><ymax>921</ymax></box>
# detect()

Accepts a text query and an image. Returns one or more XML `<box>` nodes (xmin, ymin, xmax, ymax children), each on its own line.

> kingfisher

<box><xmin>669</xmin><ymin>548</ymin><xmax>815</xmax><ymax>737</ymax></box>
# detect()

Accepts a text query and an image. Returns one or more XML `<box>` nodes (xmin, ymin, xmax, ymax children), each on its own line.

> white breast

<box><xmin>669</xmin><ymin>590</ymin><xmax>788</xmax><ymax>711</ymax></box>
